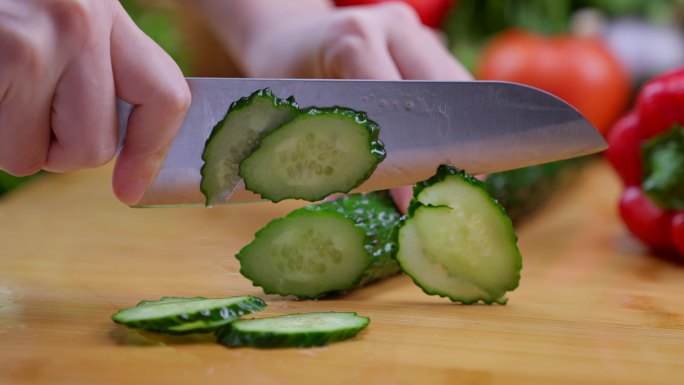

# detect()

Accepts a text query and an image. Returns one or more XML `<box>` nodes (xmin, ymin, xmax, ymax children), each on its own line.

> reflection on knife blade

<box><xmin>115</xmin><ymin>78</ymin><xmax>606</xmax><ymax>207</ymax></box>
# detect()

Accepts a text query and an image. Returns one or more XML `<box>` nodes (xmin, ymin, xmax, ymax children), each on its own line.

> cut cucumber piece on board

<box><xmin>239</xmin><ymin>107</ymin><xmax>386</xmax><ymax>202</ymax></box>
<box><xmin>200</xmin><ymin>89</ymin><xmax>298</xmax><ymax>206</ymax></box>
<box><xmin>111</xmin><ymin>296</ymin><xmax>267</xmax><ymax>334</ymax></box>
<box><xmin>216</xmin><ymin>312</ymin><xmax>370</xmax><ymax>348</ymax></box>
<box><xmin>236</xmin><ymin>192</ymin><xmax>401</xmax><ymax>299</ymax></box>
<box><xmin>396</xmin><ymin>165</ymin><xmax>522</xmax><ymax>304</ymax></box>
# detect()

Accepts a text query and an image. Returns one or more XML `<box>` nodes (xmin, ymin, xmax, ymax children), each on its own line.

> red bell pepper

<box><xmin>606</xmin><ymin>68</ymin><xmax>684</xmax><ymax>259</ymax></box>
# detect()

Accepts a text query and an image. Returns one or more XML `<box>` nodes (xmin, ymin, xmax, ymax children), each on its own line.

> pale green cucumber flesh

<box><xmin>304</xmin><ymin>192</ymin><xmax>401</xmax><ymax>286</ymax></box>
<box><xmin>111</xmin><ymin>296</ymin><xmax>267</xmax><ymax>334</ymax></box>
<box><xmin>216</xmin><ymin>312</ymin><xmax>370</xmax><ymax>348</ymax></box>
<box><xmin>236</xmin><ymin>192</ymin><xmax>400</xmax><ymax>298</ymax></box>
<box><xmin>236</xmin><ymin>211</ymin><xmax>371</xmax><ymax>298</ymax></box>
<box><xmin>397</xmin><ymin>166</ymin><xmax>522</xmax><ymax>304</ymax></box>
<box><xmin>200</xmin><ymin>89</ymin><xmax>297</xmax><ymax>206</ymax></box>
<box><xmin>239</xmin><ymin>109</ymin><xmax>385</xmax><ymax>202</ymax></box>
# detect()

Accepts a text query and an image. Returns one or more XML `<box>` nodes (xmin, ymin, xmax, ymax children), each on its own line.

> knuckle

<box><xmin>1</xmin><ymin>160</ymin><xmax>44</xmax><ymax>177</ymax></box>
<box><xmin>45</xmin><ymin>132</ymin><xmax>119</xmax><ymax>171</ymax></box>
<box><xmin>330</xmin><ymin>12</ymin><xmax>374</xmax><ymax>40</ymax></box>
<box><xmin>323</xmin><ymin>34</ymin><xmax>366</xmax><ymax>68</ymax></box>
<box><xmin>377</xmin><ymin>2</ymin><xmax>420</xmax><ymax>24</ymax></box>
<box><xmin>159</xmin><ymin>82</ymin><xmax>192</xmax><ymax>115</ymax></box>
<box><xmin>0</xmin><ymin>26</ymin><xmax>46</xmax><ymax>72</ymax></box>
<box><xmin>321</xmin><ymin>33</ymin><xmax>370</xmax><ymax>79</ymax></box>
<box><xmin>83</xmin><ymin>143</ymin><xmax>117</xmax><ymax>168</ymax></box>
<box><xmin>48</xmin><ymin>0</ymin><xmax>91</xmax><ymax>28</ymax></box>
<box><xmin>323</xmin><ymin>13</ymin><xmax>376</xmax><ymax>69</ymax></box>
<box><xmin>47</xmin><ymin>0</ymin><xmax>92</xmax><ymax>44</ymax></box>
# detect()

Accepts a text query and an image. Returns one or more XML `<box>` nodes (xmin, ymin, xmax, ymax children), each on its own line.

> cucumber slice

<box><xmin>135</xmin><ymin>296</ymin><xmax>202</xmax><ymax>306</ymax></box>
<box><xmin>216</xmin><ymin>312</ymin><xmax>370</xmax><ymax>348</ymax></box>
<box><xmin>239</xmin><ymin>107</ymin><xmax>386</xmax><ymax>202</ymax></box>
<box><xmin>236</xmin><ymin>192</ymin><xmax>401</xmax><ymax>299</ymax></box>
<box><xmin>111</xmin><ymin>296</ymin><xmax>267</xmax><ymax>334</ymax></box>
<box><xmin>200</xmin><ymin>89</ymin><xmax>298</xmax><ymax>206</ymax></box>
<box><xmin>396</xmin><ymin>165</ymin><xmax>522</xmax><ymax>304</ymax></box>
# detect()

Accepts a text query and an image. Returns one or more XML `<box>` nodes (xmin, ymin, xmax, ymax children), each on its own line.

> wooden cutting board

<box><xmin>1</xmin><ymin>160</ymin><xmax>683</xmax><ymax>385</ymax></box>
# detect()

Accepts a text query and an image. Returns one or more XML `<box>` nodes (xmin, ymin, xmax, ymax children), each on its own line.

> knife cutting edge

<box><xmin>116</xmin><ymin>78</ymin><xmax>607</xmax><ymax>207</ymax></box>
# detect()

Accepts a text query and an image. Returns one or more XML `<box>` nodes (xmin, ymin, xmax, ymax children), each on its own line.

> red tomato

<box><xmin>334</xmin><ymin>0</ymin><xmax>453</xmax><ymax>29</ymax></box>
<box><xmin>605</xmin><ymin>111</ymin><xmax>644</xmax><ymax>186</ymax></box>
<box><xmin>476</xmin><ymin>29</ymin><xmax>630</xmax><ymax>135</ymax></box>
<box><xmin>619</xmin><ymin>186</ymin><xmax>676</xmax><ymax>253</ymax></box>
<box><xmin>671</xmin><ymin>212</ymin><xmax>684</xmax><ymax>257</ymax></box>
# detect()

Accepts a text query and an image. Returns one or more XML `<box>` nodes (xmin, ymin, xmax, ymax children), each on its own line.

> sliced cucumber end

<box><xmin>237</xmin><ymin>211</ymin><xmax>372</xmax><ymax>299</ymax></box>
<box><xmin>200</xmin><ymin>88</ymin><xmax>298</xmax><ymax>206</ymax></box>
<box><xmin>111</xmin><ymin>296</ymin><xmax>267</xmax><ymax>334</ymax></box>
<box><xmin>397</xmin><ymin>166</ymin><xmax>522</xmax><ymax>305</ymax></box>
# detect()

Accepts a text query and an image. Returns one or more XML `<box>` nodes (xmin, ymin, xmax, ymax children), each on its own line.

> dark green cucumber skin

<box><xmin>239</xmin><ymin>107</ymin><xmax>386</xmax><ymax>203</ymax></box>
<box><xmin>409</xmin><ymin>164</ymin><xmax>477</xmax><ymax>215</ymax></box>
<box><xmin>200</xmin><ymin>88</ymin><xmax>298</xmax><ymax>206</ymax></box>
<box><xmin>215</xmin><ymin>312</ymin><xmax>370</xmax><ymax>348</ymax></box>
<box><xmin>484</xmin><ymin>157</ymin><xmax>588</xmax><ymax>224</ymax></box>
<box><xmin>236</xmin><ymin>191</ymin><xmax>401</xmax><ymax>299</ymax></box>
<box><xmin>304</xmin><ymin>192</ymin><xmax>400</xmax><ymax>286</ymax></box>
<box><xmin>111</xmin><ymin>296</ymin><xmax>267</xmax><ymax>335</ymax></box>
<box><xmin>401</xmin><ymin>165</ymin><xmax>522</xmax><ymax>305</ymax></box>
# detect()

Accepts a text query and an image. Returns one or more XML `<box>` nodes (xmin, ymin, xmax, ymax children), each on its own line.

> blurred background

<box><xmin>3</xmin><ymin>0</ymin><xmax>683</xmax><ymax>206</ymax></box>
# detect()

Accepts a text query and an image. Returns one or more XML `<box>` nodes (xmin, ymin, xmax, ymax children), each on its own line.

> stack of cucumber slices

<box><xmin>200</xmin><ymin>89</ymin><xmax>385</xmax><ymax>206</ymax></box>
<box><xmin>237</xmin><ymin>164</ymin><xmax>521</xmax><ymax>304</ymax></box>
<box><xmin>112</xmin><ymin>295</ymin><xmax>370</xmax><ymax>348</ymax></box>
<box><xmin>113</xmin><ymin>89</ymin><xmax>523</xmax><ymax>349</ymax></box>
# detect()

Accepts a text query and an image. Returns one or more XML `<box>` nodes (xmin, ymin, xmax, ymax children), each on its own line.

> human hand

<box><xmin>0</xmin><ymin>0</ymin><xmax>190</xmax><ymax>205</ymax></box>
<box><xmin>201</xmin><ymin>1</ymin><xmax>472</xmax><ymax>212</ymax></box>
<box><xmin>234</xmin><ymin>2</ymin><xmax>471</xmax><ymax>82</ymax></box>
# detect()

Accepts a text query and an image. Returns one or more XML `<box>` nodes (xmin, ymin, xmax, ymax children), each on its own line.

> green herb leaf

<box><xmin>642</xmin><ymin>125</ymin><xmax>684</xmax><ymax>210</ymax></box>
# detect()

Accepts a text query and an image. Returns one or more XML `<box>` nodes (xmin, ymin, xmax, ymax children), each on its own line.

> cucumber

<box><xmin>239</xmin><ymin>107</ymin><xmax>386</xmax><ymax>202</ymax></box>
<box><xmin>200</xmin><ymin>89</ymin><xmax>298</xmax><ymax>206</ymax></box>
<box><xmin>396</xmin><ymin>165</ymin><xmax>522</xmax><ymax>304</ymax></box>
<box><xmin>135</xmin><ymin>296</ymin><xmax>201</xmax><ymax>306</ymax></box>
<box><xmin>0</xmin><ymin>171</ymin><xmax>37</xmax><ymax>197</ymax></box>
<box><xmin>484</xmin><ymin>157</ymin><xmax>587</xmax><ymax>224</ymax></box>
<box><xmin>216</xmin><ymin>312</ymin><xmax>370</xmax><ymax>348</ymax></box>
<box><xmin>111</xmin><ymin>296</ymin><xmax>267</xmax><ymax>334</ymax></box>
<box><xmin>236</xmin><ymin>191</ymin><xmax>401</xmax><ymax>299</ymax></box>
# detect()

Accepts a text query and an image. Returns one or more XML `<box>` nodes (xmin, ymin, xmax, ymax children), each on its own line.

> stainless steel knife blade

<box><xmin>116</xmin><ymin>78</ymin><xmax>607</xmax><ymax>207</ymax></box>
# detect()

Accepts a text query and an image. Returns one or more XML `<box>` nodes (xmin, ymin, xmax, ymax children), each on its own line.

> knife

<box><xmin>117</xmin><ymin>78</ymin><xmax>607</xmax><ymax>207</ymax></box>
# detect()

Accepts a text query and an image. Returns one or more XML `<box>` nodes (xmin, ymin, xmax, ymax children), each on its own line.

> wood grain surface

<box><xmin>1</xmin><ymin>160</ymin><xmax>683</xmax><ymax>385</ymax></box>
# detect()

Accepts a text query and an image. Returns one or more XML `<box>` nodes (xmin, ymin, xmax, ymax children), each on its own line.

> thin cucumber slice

<box><xmin>236</xmin><ymin>192</ymin><xmax>401</xmax><ymax>299</ymax></box>
<box><xmin>132</xmin><ymin>297</ymin><xmax>244</xmax><ymax>335</ymax></box>
<box><xmin>239</xmin><ymin>107</ymin><xmax>386</xmax><ymax>202</ymax></box>
<box><xmin>111</xmin><ymin>296</ymin><xmax>267</xmax><ymax>334</ymax></box>
<box><xmin>135</xmin><ymin>296</ymin><xmax>202</xmax><ymax>306</ymax></box>
<box><xmin>396</xmin><ymin>165</ymin><xmax>522</xmax><ymax>304</ymax></box>
<box><xmin>200</xmin><ymin>89</ymin><xmax>298</xmax><ymax>206</ymax></box>
<box><xmin>216</xmin><ymin>312</ymin><xmax>370</xmax><ymax>348</ymax></box>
